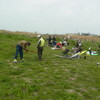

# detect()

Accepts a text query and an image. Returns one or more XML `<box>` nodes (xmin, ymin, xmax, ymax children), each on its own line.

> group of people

<box><xmin>58</xmin><ymin>39</ymin><xmax>100</xmax><ymax>58</ymax></box>
<box><xmin>13</xmin><ymin>35</ymin><xmax>45</xmax><ymax>63</ymax></box>
<box><xmin>49</xmin><ymin>36</ymin><xmax>99</xmax><ymax>58</ymax></box>
<box><xmin>13</xmin><ymin>34</ymin><xmax>100</xmax><ymax>63</ymax></box>
<box><xmin>47</xmin><ymin>35</ymin><xmax>56</xmax><ymax>47</ymax></box>
<box><xmin>47</xmin><ymin>36</ymin><xmax>69</xmax><ymax>50</ymax></box>
<box><xmin>55</xmin><ymin>38</ymin><xmax>69</xmax><ymax>49</ymax></box>
<box><xmin>51</xmin><ymin>38</ymin><xmax>85</xmax><ymax>58</ymax></box>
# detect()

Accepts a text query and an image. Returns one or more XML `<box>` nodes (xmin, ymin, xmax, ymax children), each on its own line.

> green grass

<box><xmin>0</xmin><ymin>33</ymin><xmax>100</xmax><ymax>100</ymax></box>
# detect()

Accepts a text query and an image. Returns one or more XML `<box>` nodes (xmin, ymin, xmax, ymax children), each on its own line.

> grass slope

<box><xmin>0</xmin><ymin>33</ymin><xmax>100</xmax><ymax>100</ymax></box>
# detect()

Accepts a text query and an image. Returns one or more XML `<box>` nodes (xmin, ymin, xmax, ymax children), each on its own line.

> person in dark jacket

<box><xmin>52</xmin><ymin>35</ymin><xmax>56</xmax><ymax>46</ymax></box>
<box><xmin>48</xmin><ymin>36</ymin><xmax>52</xmax><ymax>46</ymax></box>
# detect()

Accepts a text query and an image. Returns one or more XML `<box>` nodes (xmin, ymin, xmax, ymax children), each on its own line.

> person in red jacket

<box><xmin>56</xmin><ymin>42</ymin><xmax>62</xmax><ymax>49</ymax></box>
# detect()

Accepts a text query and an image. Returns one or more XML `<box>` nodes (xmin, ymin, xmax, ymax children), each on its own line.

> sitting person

<box><xmin>56</xmin><ymin>42</ymin><xmax>62</xmax><ymax>49</ymax></box>
<box><xmin>62</xmin><ymin>47</ymin><xmax>70</xmax><ymax>56</ymax></box>
<box><xmin>51</xmin><ymin>42</ymin><xmax>63</xmax><ymax>50</ymax></box>
<box><xmin>76</xmin><ymin>40</ymin><xmax>82</xmax><ymax>48</ymax></box>
<box><xmin>72</xmin><ymin>45</ymin><xmax>82</xmax><ymax>53</ymax></box>
<box><xmin>62</xmin><ymin>38</ymin><xmax>69</xmax><ymax>46</ymax></box>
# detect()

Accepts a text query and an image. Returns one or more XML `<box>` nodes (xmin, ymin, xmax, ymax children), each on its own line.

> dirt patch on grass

<box><xmin>66</xmin><ymin>89</ymin><xmax>76</xmax><ymax>93</ymax></box>
<box><xmin>23</xmin><ymin>77</ymin><xmax>32</xmax><ymax>83</ymax></box>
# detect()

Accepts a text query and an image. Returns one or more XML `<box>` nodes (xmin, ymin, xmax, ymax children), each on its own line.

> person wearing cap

<box><xmin>13</xmin><ymin>40</ymin><xmax>31</xmax><ymax>63</ymax></box>
<box><xmin>37</xmin><ymin>35</ymin><xmax>45</xmax><ymax>61</ymax></box>
<box><xmin>56</xmin><ymin>42</ymin><xmax>62</xmax><ymax>49</ymax></box>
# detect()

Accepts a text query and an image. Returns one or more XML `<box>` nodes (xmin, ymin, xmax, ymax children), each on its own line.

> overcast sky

<box><xmin>0</xmin><ymin>0</ymin><xmax>100</xmax><ymax>35</ymax></box>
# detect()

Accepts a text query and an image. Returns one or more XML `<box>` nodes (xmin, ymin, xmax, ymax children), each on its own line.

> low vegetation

<box><xmin>0</xmin><ymin>32</ymin><xmax>100</xmax><ymax>100</ymax></box>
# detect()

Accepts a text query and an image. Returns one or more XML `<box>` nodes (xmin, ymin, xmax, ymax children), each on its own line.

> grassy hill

<box><xmin>0</xmin><ymin>32</ymin><xmax>100</xmax><ymax>100</ymax></box>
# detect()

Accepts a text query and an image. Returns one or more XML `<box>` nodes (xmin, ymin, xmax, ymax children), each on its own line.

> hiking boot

<box><xmin>13</xmin><ymin>59</ymin><xmax>17</xmax><ymax>63</ymax></box>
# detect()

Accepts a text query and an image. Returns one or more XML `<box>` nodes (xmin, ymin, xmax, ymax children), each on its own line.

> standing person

<box><xmin>13</xmin><ymin>40</ymin><xmax>31</xmax><ymax>63</ymax></box>
<box><xmin>52</xmin><ymin>35</ymin><xmax>56</xmax><ymax>46</ymax></box>
<box><xmin>48</xmin><ymin>36</ymin><xmax>52</xmax><ymax>46</ymax></box>
<box><xmin>37</xmin><ymin>35</ymin><xmax>45</xmax><ymax>61</ymax></box>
